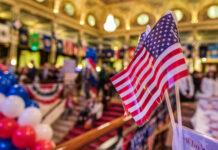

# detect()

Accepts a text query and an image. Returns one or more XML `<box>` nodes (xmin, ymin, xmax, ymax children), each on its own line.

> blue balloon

<box><xmin>0</xmin><ymin>139</ymin><xmax>14</xmax><ymax>150</ymax></box>
<box><xmin>0</xmin><ymin>69</ymin><xmax>3</xmax><ymax>76</ymax></box>
<box><xmin>7</xmin><ymin>85</ymin><xmax>28</xmax><ymax>101</ymax></box>
<box><xmin>0</xmin><ymin>76</ymin><xmax>11</xmax><ymax>95</ymax></box>
<box><xmin>3</xmin><ymin>72</ymin><xmax>17</xmax><ymax>85</ymax></box>
<box><xmin>25</xmin><ymin>99</ymin><xmax>39</xmax><ymax>108</ymax></box>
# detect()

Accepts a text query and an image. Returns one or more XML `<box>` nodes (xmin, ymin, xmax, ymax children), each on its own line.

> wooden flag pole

<box><xmin>164</xmin><ymin>90</ymin><xmax>176</xmax><ymax>127</ymax></box>
<box><xmin>175</xmin><ymin>81</ymin><xmax>182</xmax><ymax>126</ymax></box>
<box><xmin>175</xmin><ymin>81</ymin><xmax>184</xmax><ymax>150</ymax></box>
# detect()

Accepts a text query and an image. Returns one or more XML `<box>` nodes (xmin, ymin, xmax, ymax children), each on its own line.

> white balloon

<box><xmin>35</xmin><ymin>124</ymin><xmax>53</xmax><ymax>141</ymax></box>
<box><xmin>0</xmin><ymin>93</ymin><xmax>6</xmax><ymax>112</ymax></box>
<box><xmin>1</xmin><ymin>95</ymin><xmax>25</xmax><ymax>118</ymax></box>
<box><xmin>18</xmin><ymin>107</ymin><xmax>42</xmax><ymax>127</ymax></box>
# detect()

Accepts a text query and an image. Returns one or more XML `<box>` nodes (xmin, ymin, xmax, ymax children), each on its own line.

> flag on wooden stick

<box><xmin>110</xmin><ymin>13</ymin><xmax>189</xmax><ymax>126</ymax></box>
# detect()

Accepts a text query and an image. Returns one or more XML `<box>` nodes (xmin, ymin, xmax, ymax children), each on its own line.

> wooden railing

<box><xmin>54</xmin><ymin>114</ymin><xmax>171</xmax><ymax>150</ymax></box>
<box><xmin>54</xmin><ymin>115</ymin><xmax>132</xmax><ymax>150</ymax></box>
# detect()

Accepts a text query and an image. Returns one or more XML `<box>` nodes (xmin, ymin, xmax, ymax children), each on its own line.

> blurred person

<box><xmin>63</xmin><ymin>91</ymin><xmax>78</xmax><ymax>119</ymax></box>
<box><xmin>19</xmin><ymin>66</ymin><xmax>28</xmax><ymax>84</ymax></box>
<box><xmin>201</xmin><ymin>66</ymin><xmax>216</xmax><ymax>97</ymax></box>
<box><xmin>75</xmin><ymin>71</ymin><xmax>82</xmax><ymax>96</ymax></box>
<box><xmin>27</xmin><ymin>60</ymin><xmax>37</xmax><ymax>81</ymax></box>
<box><xmin>102</xmin><ymin>80</ymin><xmax>113</xmax><ymax>110</ymax></box>
<box><xmin>192</xmin><ymin>71</ymin><xmax>203</xmax><ymax>95</ymax></box>
<box><xmin>84</xmin><ymin>98</ymin><xmax>103</xmax><ymax>129</ymax></box>
<box><xmin>179</xmin><ymin>74</ymin><xmax>194</xmax><ymax>102</ymax></box>
<box><xmin>42</xmin><ymin>62</ymin><xmax>49</xmax><ymax>81</ymax></box>
<box><xmin>97</xmin><ymin>64</ymin><xmax>106</xmax><ymax>95</ymax></box>
<box><xmin>48</xmin><ymin>63</ymin><xmax>58</xmax><ymax>81</ymax></box>
<box><xmin>83</xmin><ymin>68</ymin><xmax>91</xmax><ymax>99</ymax></box>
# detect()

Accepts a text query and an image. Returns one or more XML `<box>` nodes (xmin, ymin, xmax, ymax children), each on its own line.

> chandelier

<box><xmin>104</xmin><ymin>14</ymin><xmax>117</xmax><ymax>32</ymax></box>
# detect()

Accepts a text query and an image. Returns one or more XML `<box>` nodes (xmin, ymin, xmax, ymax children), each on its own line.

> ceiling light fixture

<box><xmin>104</xmin><ymin>14</ymin><xmax>117</xmax><ymax>32</ymax></box>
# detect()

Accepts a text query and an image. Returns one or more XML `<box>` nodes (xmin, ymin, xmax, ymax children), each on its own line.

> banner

<box><xmin>0</xmin><ymin>23</ymin><xmax>10</xmax><ymax>43</ymax></box>
<box><xmin>56</xmin><ymin>39</ymin><xmax>63</xmax><ymax>53</ymax></box>
<box><xmin>102</xmin><ymin>49</ymin><xmax>114</xmax><ymax>59</ymax></box>
<box><xmin>19</xmin><ymin>27</ymin><xmax>29</xmax><ymax>46</ymax></box>
<box><xmin>63</xmin><ymin>59</ymin><xmax>76</xmax><ymax>74</ymax></box>
<box><xmin>64</xmin><ymin>41</ymin><xmax>74</xmax><ymax>55</ymax></box>
<box><xmin>209</xmin><ymin>44</ymin><xmax>218</xmax><ymax>59</ymax></box>
<box><xmin>43</xmin><ymin>35</ymin><xmax>52</xmax><ymax>51</ymax></box>
<box><xmin>30</xmin><ymin>33</ymin><xmax>40</xmax><ymax>51</ymax></box>
<box><xmin>173</xmin><ymin>124</ymin><xmax>218</xmax><ymax>150</ymax></box>
<box><xmin>192</xmin><ymin>95</ymin><xmax>218</xmax><ymax>139</ymax></box>
<box><xmin>25</xmin><ymin>83</ymin><xmax>64</xmax><ymax>104</ymax></box>
<box><xmin>199</xmin><ymin>45</ymin><xmax>208</xmax><ymax>58</ymax></box>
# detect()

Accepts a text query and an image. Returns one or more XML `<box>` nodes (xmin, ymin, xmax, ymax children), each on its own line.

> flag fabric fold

<box><xmin>110</xmin><ymin>13</ymin><xmax>188</xmax><ymax>126</ymax></box>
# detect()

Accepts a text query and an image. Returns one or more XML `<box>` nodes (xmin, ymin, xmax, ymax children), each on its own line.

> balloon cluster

<box><xmin>0</xmin><ymin>71</ymin><xmax>54</xmax><ymax>150</ymax></box>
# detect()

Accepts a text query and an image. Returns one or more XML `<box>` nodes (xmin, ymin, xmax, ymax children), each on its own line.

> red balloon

<box><xmin>0</xmin><ymin>112</ymin><xmax>5</xmax><ymax>119</ymax></box>
<box><xmin>12</xmin><ymin>126</ymin><xmax>36</xmax><ymax>148</ymax></box>
<box><xmin>31</xmin><ymin>140</ymin><xmax>53</xmax><ymax>150</ymax></box>
<box><xmin>0</xmin><ymin>117</ymin><xmax>18</xmax><ymax>138</ymax></box>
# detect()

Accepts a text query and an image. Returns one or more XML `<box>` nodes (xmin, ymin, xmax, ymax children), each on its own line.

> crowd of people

<box><xmin>179</xmin><ymin>66</ymin><xmax>218</xmax><ymax>103</ymax></box>
<box><xmin>1</xmin><ymin>59</ymin><xmax>218</xmax><ymax>129</ymax></box>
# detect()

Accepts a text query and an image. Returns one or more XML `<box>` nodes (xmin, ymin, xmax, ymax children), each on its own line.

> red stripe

<box><xmin>130</xmin><ymin>54</ymin><xmax>152</xmax><ymax>86</ymax></box>
<box><xmin>88</xmin><ymin>58</ymin><xmax>96</xmax><ymax>69</ymax></box>
<box><xmin>134</xmin><ymin>70</ymin><xmax>188</xmax><ymax>125</ymax></box>
<box><xmin>120</xmin><ymin>48</ymin><xmax>181</xmax><ymax>101</ymax></box>
<box><xmin>110</xmin><ymin>69</ymin><xmax>127</xmax><ymax>82</ymax></box>
<box><xmin>111</xmin><ymin>49</ymin><xmax>146</xmax><ymax>83</ymax></box>
<box><xmin>128</xmin><ymin>59</ymin><xmax>186</xmax><ymax>117</ymax></box>
<box><xmin>110</xmin><ymin>46</ymin><xmax>145</xmax><ymax>82</ymax></box>
<box><xmin>112</xmin><ymin>76</ymin><xmax>129</xmax><ymax>88</ymax></box>
<box><xmin>128</xmin><ymin>50</ymin><xmax>148</xmax><ymax>78</ymax></box>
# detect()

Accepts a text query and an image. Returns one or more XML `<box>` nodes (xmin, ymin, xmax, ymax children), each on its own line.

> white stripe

<box><xmin>133</xmin><ymin>64</ymin><xmax>187</xmax><ymax>121</ymax></box>
<box><xmin>112</xmin><ymin>48</ymin><xmax>146</xmax><ymax>85</ymax></box>
<box><xmin>123</xmin><ymin>43</ymin><xmax>181</xmax><ymax>104</ymax></box>
<box><xmin>127</xmin><ymin>52</ymin><xmax>184</xmax><ymax>108</ymax></box>
<box><xmin>116</xmin><ymin>51</ymin><xmax>150</xmax><ymax>91</ymax></box>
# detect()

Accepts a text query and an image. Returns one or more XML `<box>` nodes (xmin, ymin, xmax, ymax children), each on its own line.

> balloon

<box><xmin>7</xmin><ymin>85</ymin><xmax>28</xmax><ymax>101</ymax></box>
<box><xmin>0</xmin><ymin>138</ymin><xmax>14</xmax><ymax>150</ymax></box>
<box><xmin>1</xmin><ymin>96</ymin><xmax>25</xmax><ymax>118</ymax></box>
<box><xmin>12</xmin><ymin>126</ymin><xmax>36</xmax><ymax>148</ymax></box>
<box><xmin>0</xmin><ymin>68</ymin><xmax>3</xmax><ymax>75</ymax></box>
<box><xmin>31</xmin><ymin>140</ymin><xmax>53</xmax><ymax>150</ymax></box>
<box><xmin>18</xmin><ymin>107</ymin><xmax>42</xmax><ymax>127</ymax></box>
<box><xmin>0</xmin><ymin>118</ymin><xmax>18</xmax><ymax>139</ymax></box>
<box><xmin>0</xmin><ymin>112</ymin><xmax>4</xmax><ymax>119</ymax></box>
<box><xmin>3</xmin><ymin>72</ymin><xmax>17</xmax><ymax>85</ymax></box>
<box><xmin>35</xmin><ymin>124</ymin><xmax>53</xmax><ymax>141</ymax></box>
<box><xmin>0</xmin><ymin>93</ymin><xmax>5</xmax><ymax>111</ymax></box>
<box><xmin>0</xmin><ymin>76</ymin><xmax>11</xmax><ymax>94</ymax></box>
<box><xmin>25</xmin><ymin>99</ymin><xmax>39</xmax><ymax>108</ymax></box>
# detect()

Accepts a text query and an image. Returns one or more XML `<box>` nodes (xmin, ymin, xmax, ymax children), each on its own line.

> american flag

<box><xmin>110</xmin><ymin>13</ymin><xmax>189</xmax><ymax>126</ymax></box>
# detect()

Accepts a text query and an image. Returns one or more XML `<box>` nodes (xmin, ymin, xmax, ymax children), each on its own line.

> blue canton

<box><xmin>144</xmin><ymin>14</ymin><xmax>179</xmax><ymax>59</ymax></box>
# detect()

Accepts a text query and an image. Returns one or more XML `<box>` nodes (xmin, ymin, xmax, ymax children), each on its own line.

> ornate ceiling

<box><xmin>0</xmin><ymin>0</ymin><xmax>218</xmax><ymax>38</ymax></box>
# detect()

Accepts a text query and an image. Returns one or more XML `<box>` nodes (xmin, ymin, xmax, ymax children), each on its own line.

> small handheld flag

<box><xmin>110</xmin><ymin>13</ymin><xmax>188</xmax><ymax>126</ymax></box>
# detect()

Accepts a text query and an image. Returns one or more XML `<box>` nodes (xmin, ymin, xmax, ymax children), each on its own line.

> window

<box><xmin>207</xmin><ymin>5</ymin><xmax>218</xmax><ymax>19</ymax></box>
<box><xmin>65</xmin><ymin>3</ymin><xmax>74</xmax><ymax>16</ymax></box>
<box><xmin>174</xmin><ymin>9</ymin><xmax>183</xmax><ymax>22</ymax></box>
<box><xmin>137</xmin><ymin>14</ymin><xmax>149</xmax><ymax>25</ymax></box>
<box><xmin>87</xmin><ymin>15</ymin><xmax>96</xmax><ymax>27</ymax></box>
<box><xmin>36</xmin><ymin>0</ymin><xmax>45</xmax><ymax>3</ymax></box>
<box><xmin>114</xmin><ymin>18</ymin><xmax>120</xmax><ymax>28</ymax></box>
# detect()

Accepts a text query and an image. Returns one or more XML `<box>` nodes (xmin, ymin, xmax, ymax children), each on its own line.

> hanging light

<box><xmin>104</xmin><ymin>14</ymin><xmax>117</xmax><ymax>32</ymax></box>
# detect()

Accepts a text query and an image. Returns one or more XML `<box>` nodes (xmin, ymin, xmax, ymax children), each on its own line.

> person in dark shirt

<box><xmin>27</xmin><ymin>60</ymin><xmax>36</xmax><ymax>81</ymax></box>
